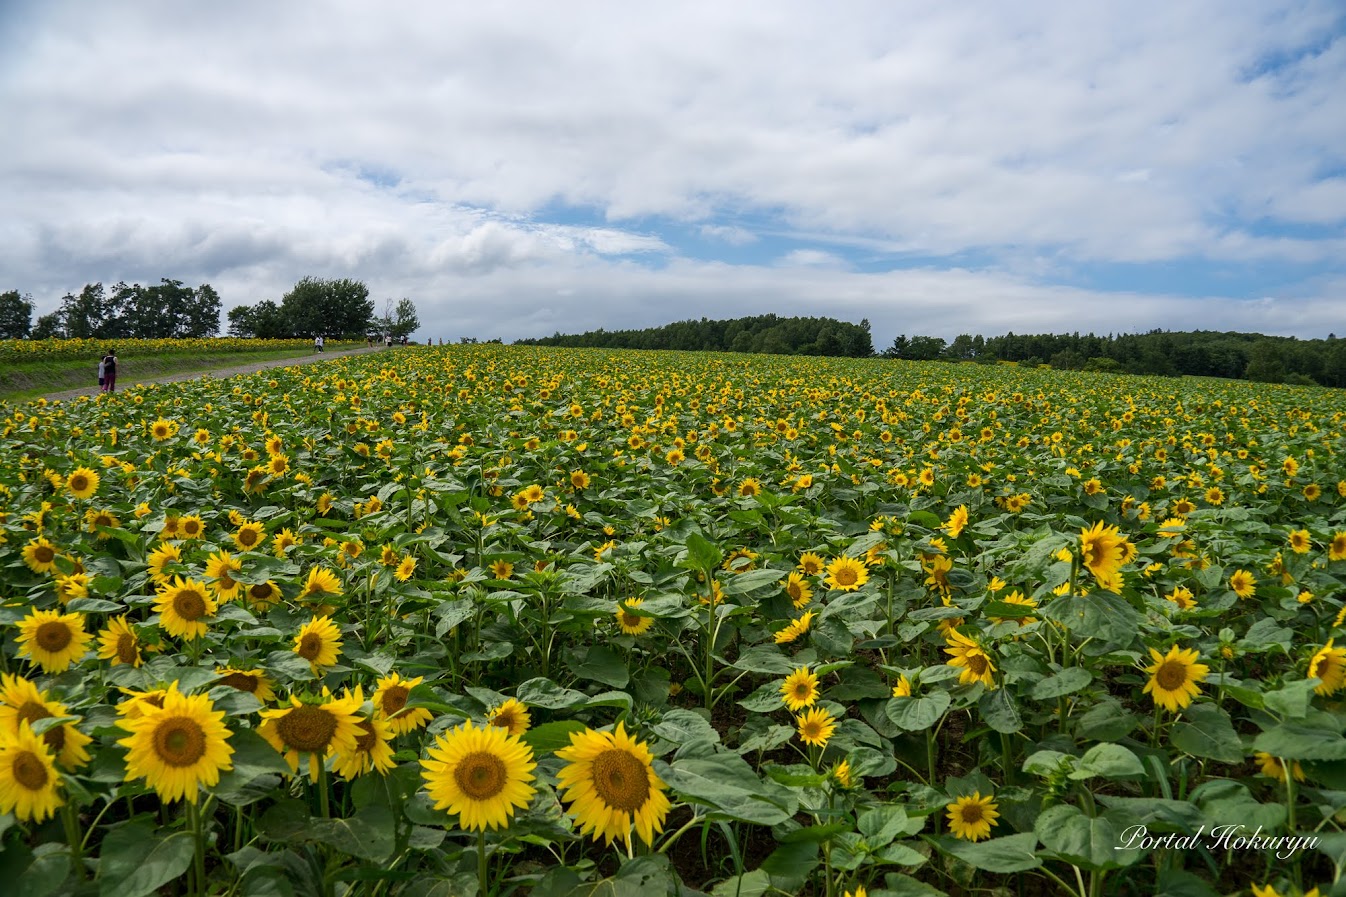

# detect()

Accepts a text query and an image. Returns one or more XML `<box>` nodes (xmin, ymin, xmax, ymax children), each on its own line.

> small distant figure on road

<box><xmin>313</xmin><ymin>335</ymin><xmax>324</xmax><ymax>354</ymax></box>
<box><xmin>97</xmin><ymin>356</ymin><xmax>105</xmax><ymax>389</ymax></box>
<box><xmin>366</xmin><ymin>335</ymin><xmax>373</xmax><ymax>348</ymax></box>
<box><xmin>101</xmin><ymin>349</ymin><xmax>118</xmax><ymax>393</ymax></box>
<box><xmin>401</xmin><ymin>335</ymin><xmax>409</xmax><ymax>348</ymax></box>
<box><xmin>385</xmin><ymin>333</ymin><xmax>392</xmax><ymax>348</ymax></box>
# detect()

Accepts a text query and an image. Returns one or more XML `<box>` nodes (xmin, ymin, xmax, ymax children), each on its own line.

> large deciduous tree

<box><xmin>386</xmin><ymin>298</ymin><xmax>420</xmax><ymax>341</ymax></box>
<box><xmin>279</xmin><ymin>277</ymin><xmax>374</xmax><ymax>338</ymax></box>
<box><xmin>0</xmin><ymin>290</ymin><xmax>34</xmax><ymax>339</ymax></box>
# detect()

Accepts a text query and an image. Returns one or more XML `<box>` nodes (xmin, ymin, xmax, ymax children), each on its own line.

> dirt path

<box><xmin>33</xmin><ymin>345</ymin><xmax>388</xmax><ymax>404</ymax></box>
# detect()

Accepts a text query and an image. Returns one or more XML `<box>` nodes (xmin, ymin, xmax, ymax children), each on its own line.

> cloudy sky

<box><xmin>2</xmin><ymin>1</ymin><xmax>1344</xmax><ymax>348</ymax></box>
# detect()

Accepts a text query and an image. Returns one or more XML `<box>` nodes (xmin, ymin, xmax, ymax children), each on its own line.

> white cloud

<box><xmin>0</xmin><ymin>0</ymin><xmax>1342</xmax><ymax>338</ymax></box>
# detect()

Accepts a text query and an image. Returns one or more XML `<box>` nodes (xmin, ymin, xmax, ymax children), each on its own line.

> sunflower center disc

<box><xmin>154</xmin><ymin>718</ymin><xmax>207</xmax><ymax>766</ymax></box>
<box><xmin>1156</xmin><ymin>661</ymin><xmax>1188</xmax><ymax>691</ymax></box>
<box><xmin>965</xmin><ymin>653</ymin><xmax>988</xmax><ymax>676</ymax></box>
<box><xmin>960</xmin><ymin>803</ymin><xmax>984</xmax><ymax>824</ymax></box>
<box><xmin>591</xmin><ymin>749</ymin><xmax>650</xmax><ymax>813</ymax></box>
<box><xmin>454</xmin><ymin>751</ymin><xmax>507</xmax><ymax>800</ymax></box>
<box><xmin>249</xmin><ymin>584</ymin><xmax>272</xmax><ymax>602</ymax></box>
<box><xmin>18</xmin><ymin>702</ymin><xmax>53</xmax><ymax>727</ymax></box>
<box><xmin>240</xmin><ymin>532</ymin><xmax>258</xmax><ymax>547</ymax></box>
<box><xmin>834</xmin><ymin>569</ymin><xmax>857</xmax><ymax>586</ymax></box>
<box><xmin>12</xmin><ymin>750</ymin><xmax>49</xmax><ymax>790</ymax></box>
<box><xmin>298</xmin><ymin>633</ymin><xmax>324</xmax><ymax>660</ymax></box>
<box><xmin>116</xmin><ymin>634</ymin><xmax>138</xmax><ymax>664</ymax></box>
<box><xmin>34</xmin><ymin>546</ymin><xmax>55</xmax><ymax>564</ymax></box>
<box><xmin>277</xmin><ymin>705</ymin><xmax>338</xmax><ymax>752</ymax></box>
<box><xmin>174</xmin><ymin>590</ymin><xmax>207</xmax><ymax>620</ymax></box>
<box><xmin>621</xmin><ymin>612</ymin><xmax>641</xmax><ymax>628</ymax></box>
<box><xmin>354</xmin><ymin>720</ymin><xmax>377</xmax><ymax>752</ymax></box>
<box><xmin>219</xmin><ymin>673</ymin><xmax>258</xmax><ymax>693</ymax></box>
<box><xmin>69</xmin><ymin>475</ymin><xmax>88</xmax><ymax>492</ymax></box>
<box><xmin>34</xmin><ymin>621</ymin><xmax>73</xmax><ymax>652</ymax></box>
<box><xmin>381</xmin><ymin>686</ymin><xmax>409</xmax><ymax>714</ymax></box>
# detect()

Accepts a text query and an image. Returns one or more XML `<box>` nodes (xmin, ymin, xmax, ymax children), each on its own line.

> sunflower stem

<box><xmin>317</xmin><ymin>763</ymin><xmax>332</xmax><ymax>819</ymax></box>
<box><xmin>61</xmin><ymin>802</ymin><xmax>85</xmax><ymax>880</ymax></box>
<box><xmin>477</xmin><ymin>829</ymin><xmax>489</xmax><ymax>897</ymax></box>
<box><xmin>189</xmin><ymin>798</ymin><xmax>207</xmax><ymax>896</ymax></box>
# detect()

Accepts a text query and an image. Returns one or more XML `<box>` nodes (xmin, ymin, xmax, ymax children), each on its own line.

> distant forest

<box><xmin>515</xmin><ymin>314</ymin><xmax>875</xmax><ymax>357</ymax></box>
<box><xmin>516</xmin><ymin>315</ymin><xmax>1345</xmax><ymax>387</ymax></box>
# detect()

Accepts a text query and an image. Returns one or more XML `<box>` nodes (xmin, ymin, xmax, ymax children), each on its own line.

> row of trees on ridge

<box><xmin>517</xmin><ymin>314</ymin><xmax>875</xmax><ymax>357</ymax></box>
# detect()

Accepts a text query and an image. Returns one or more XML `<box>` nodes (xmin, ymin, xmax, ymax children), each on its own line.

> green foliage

<box><xmin>0</xmin><ymin>289</ymin><xmax>34</xmax><ymax>339</ymax></box>
<box><xmin>516</xmin><ymin>313</ymin><xmax>875</xmax><ymax>357</ymax></box>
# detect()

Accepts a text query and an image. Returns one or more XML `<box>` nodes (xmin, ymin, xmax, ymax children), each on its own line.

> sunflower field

<box><xmin>1</xmin><ymin>344</ymin><xmax>1344</xmax><ymax>897</ymax></box>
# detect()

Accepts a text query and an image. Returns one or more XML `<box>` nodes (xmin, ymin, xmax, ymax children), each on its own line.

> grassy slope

<box><xmin>0</xmin><ymin>348</ymin><xmax>326</xmax><ymax>401</ymax></box>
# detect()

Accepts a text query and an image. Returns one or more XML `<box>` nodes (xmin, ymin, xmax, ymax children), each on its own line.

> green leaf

<box><xmin>648</xmin><ymin>709</ymin><xmax>721</xmax><ymax>747</ymax></box>
<box><xmin>515</xmin><ymin>677</ymin><xmax>591</xmax><ymax>710</ymax></box>
<box><xmin>886</xmin><ymin>692</ymin><xmax>951</xmax><ymax>732</ymax></box>
<box><xmin>711</xmin><ymin>870</ymin><xmax>770</xmax><ymax>897</ymax></box>
<box><xmin>1035</xmin><ymin>805</ymin><xmax>1144</xmax><ymax>871</ymax></box>
<box><xmin>308</xmin><ymin>805</ymin><xmax>397</xmax><ymax>862</ymax></box>
<box><xmin>1069</xmin><ymin>743</ymin><xmax>1145</xmax><ymax>780</ymax></box>
<box><xmin>1253</xmin><ymin>721</ymin><xmax>1346</xmax><ymax>760</ymax></box>
<box><xmin>684</xmin><ymin>532</ymin><xmax>723</xmax><ymax>571</ymax></box>
<box><xmin>521</xmin><ymin>720</ymin><xmax>589</xmax><ymax>755</ymax></box>
<box><xmin>1029</xmin><ymin>667</ymin><xmax>1093</xmax><ymax>700</ymax></box>
<box><xmin>760</xmin><ymin>841</ymin><xmax>819</xmax><ymax>893</ymax></box>
<box><xmin>1171</xmin><ymin>704</ymin><xmax>1244</xmax><ymax>763</ymax></box>
<box><xmin>978</xmin><ymin>689</ymin><xmax>1022</xmax><ymax>734</ymax></box>
<box><xmin>100</xmin><ymin>830</ymin><xmax>195</xmax><ymax>897</ymax></box>
<box><xmin>568</xmin><ymin>645</ymin><xmax>629</xmax><ymax>689</ymax></box>
<box><xmin>931</xmin><ymin>832</ymin><xmax>1041</xmax><ymax>873</ymax></box>
<box><xmin>1263</xmin><ymin>679</ymin><xmax>1318</xmax><ymax>719</ymax></box>
<box><xmin>1042</xmin><ymin>593</ymin><xmax>1142</xmax><ymax>644</ymax></box>
<box><xmin>15</xmin><ymin>850</ymin><xmax>70</xmax><ymax>897</ymax></box>
<box><xmin>858</xmin><ymin>805</ymin><xmax>921</xmax><ymax>845</ymax></box>
<box><xmin>656</xmin><ymin>749</ymin><xmax>795</xmax><ymax>826</ymax></box>
<box><xmin>721</xmin><ymin>569</ymin><xmax>785</xmax><ymax>596</ymax></box>
<box><xmin>729</xmin><ymin>645</ymin><xmax>797</xmax><ymax>675</ymax></box>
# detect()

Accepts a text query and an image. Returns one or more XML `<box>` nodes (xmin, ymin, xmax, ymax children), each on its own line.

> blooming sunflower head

<box><xmin>795</xmin><ymin>707</ymin><xmax>838</xmax><ymax>747</ymax></box>
<box><xmin>300</xmin><ymin>566</ymin><xmax>343</xmax><ymax>603</ymax></box>
<box><xmin>486</xmin><ymin>698</ymin><xmax>531</xmax><ymax>737</ymax></box>
<box><xmin>1309</xmin><ymin>640</ymin><xmax>1346</xmax><ymax>696</ymax></box>
<box><xmin>117</xmin><ymin>684</ymin><xmax>234</xmax><ymax>803</ymax></box>
<box><xmin>16</xmin><ymin>608</ymin><xmax>91</xmax><ymax>675</ymax></box>
<box><xmin>615</xmin><ymin>599</ymin><xmax>654</xmax><ymax>636</ymax></box>
<box><xmin>421</xmin><ymin>719</ymin><xmax>538</xmax><ymax>831</ymax></box>
<box><xmin>293</xmin><ymin>616</ymin><xmax>343</xmax><ymax>672</ymax></box>
<box><xmin>233</xmin><ymin>521</ymin><xmax>267</xmax><ymax>552</ymax></box>
<box><xmin>215</xmin><ymin>667</ymin><xmax>277</xmax><ymax>704</ymax></box>
<box><xmin>1143</xmin><ymin>645</ymin><xmax>1209</xmax><ymax>712</ymax></box>
<box><xmin>781</xmin><ymin>667</ymin><xmax>821</xmax><ymax>712</ymax></box>
<box><xmin>332</xmin><ymin>714</ymin><xmax>396</xmax><ymax>780</ymax></box>
<box><xmin>0</xmin><ymin>722</ymin><xmax>65</xmax><ymax>823</ymax></box>
<box><xmin>154</xmin><ymin>576</ymin><xmax>218</xmax><ymax>641</ymax></box>
<box><xmin>258</xmin><ymin>689</ymin><xmax>364</xmax><ymax>781</ymax></box>
<box><xmin>946</xmin><ymin>792</ymin><xmax>1000</xmax><ymax>841</ymax></box>
<box><xmin>374</xmin><ymin>672</ymin><xmax>433</xmax><ymax>734</ymax></box>
<box><xmin>97</xmin><ymin>615</ymin><xmax>143</xmax><ymax>668</ymax></box>
<box><xmin>555</xmin><ymin>722</ymin><xmax>670</xmax><ymax>849</ymax></box>
<box><xmin>823</xmin><ymin>556</ymin><xmax>869</xmax><ymax>592</ymax></box>
<box><xmin>65</xmin><ymin>467</ymin><xmax>99</xmax><ymax>500</ymax></box>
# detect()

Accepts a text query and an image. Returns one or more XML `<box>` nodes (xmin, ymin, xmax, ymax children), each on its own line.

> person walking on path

<box><xmin>97</xmin><ymin>356</ymin><xmax>105</xmax><ymax>390</ymax></box>
<box><xmin>313</xmin><ymin>335</ymin><xmax>324</xmax><ymax>354</ymax></box>
<box><xmin>101</xmin><ymin>349</ymin><xmax>118</xmax><ymax>393</ymax></box>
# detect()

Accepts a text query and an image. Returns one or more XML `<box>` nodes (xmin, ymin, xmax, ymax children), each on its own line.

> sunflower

<box><xmin>942</xmin><ymin>505</ymin><xmax>969</xmax><ymax>539</ymax></box>
<box><xmin>785</xmin><ymin>572</ymin><xmax>814</xmax><ymax>608</ymax></box>
<box><xmin>988</xmin><ymin>590</ymin><xmax>1038</xmax><ymax>626</ymax></box>
<box><xmin>774</xmin><ymin>611</ymin><xmax>814</xmax><ymax>645</ymax></box>
<box><xmin>115</xmin><ymin>688</ymin><xmax>170</xmax><ymax>721</ymax></box>
<box><xmin>299</xmin><ymin>566</ymin><xmax>343</xmax><ymax>603</ymax></box>
<box><xmin>1164</xmin><ymin>586</ymin><xmax>1197</xmax><ymax>611</ymax></box>
<box><xmin>149</xmin><ymin>418</ymin><xmax>175</xmax><ymax>441</ymax></box>
<box><xmin>555</xmin><ymin>722</ymin><xmax>670</xmax><ymax>849</ymax></box>
<box><xmin>97</xmin><ymin>615</ymin><xmax>143</xmax><ymax>667</ymax></box>
<box><xmin>243</xmin><ymin>467</ymin><xmax>269</xmax><ymax>494</ymax></box>
<box><xmin>421</xmin><ymin>719</ymin><xmax>537</xmax><ymax>831</ymax></box>
<box><xmin>522</xmin><ymin>484</ymin><xmax>545</xmax><ymax>504</ymax></box>
<box><xmin>781</xmin><ymin>667</ymin><xmax>820</xmax><ymax>712</ymax></box>
<box><xmin>0</xmin><ymin>674</ymin><xmax>93</xmax><ymax>770</ymax></box>
<box><xmin>273</xmin><ymin>528</ymin><xmax>301</xmax><ymax>557</ymax></box>
<box><xmin>155</xmin><ymin>576</ymin><xmax>217</xmax><ymax>641</ymax></box>
<box><xmin>245</xmin><ymin>580</ymin><xmax>282</xmax><ymax>611</ymax></box>
<box><xmin>1079</xmin><ymin>521</ymin><xmax>1125</xmax><ymax>582</ymax></box>
<box><xmin>823</xmin><ymin>556</ymin><xmax>869</xmax><ymax>592</ymax></box>
<box><xmin>1309</xmin><ymin>640</ymin><xmax>1346</xmax><ymax>696</ymax></box>
<box><xmin>570</xmin><ymin>470</ymin><xmax>591</xmax><ymax>490</ymax></box>
<box><xmin>1255</xmin><ymin>751</ymin><xmax>1306</xmax><ymax>783</ymax></box>
<box><xmin>795</xmin><ymin>707</ymin><xmax>837</xmax><ymax>747</ymax></box>
<box><xmin>179</xmin><ymin>514</ymin><xmax>205</xmax><ymax>540</ymax></box>
<box><xmin>1330</xmin><ymin>532</ymin><xmax>1346</xmax><ymax>563</ymax></box>
<box><xmin>612</xmin><ymin>598</ymin><xmax>653</xmax><ymax>636</ymax></box>
<box><xmin>1229</xmin><ymin>569</ymin><xmax>1257</xmax><ymax>600</ymax></box>
<box><xmin>83</xmin><ymin>507</ymin><xmax>120</xmax><ymax>537</ymax></box>
<box><xmin>233</xmin><ymin>521</ymin><xmax>267</xmax><ymax>552</ymax></box>
<box><xmin>216</xmin><ymin>667</ymin><xmax>277</xmax><ymax>703</ymax></box>
<box><xmin>373</xmin><ymin>672</ymin><xmax>433</xmax><ymax>734</ymax></box>
<box><xmin>267</xmin><ymin>455</ymin><xmax>290</xmax><ymax>476</ymax></box>
<box><xmin>21</xmin><ymin>536</ymin><xmax>59</xmax><ymax>574</ymax></box>
<box><xmin>332</xmin><ymin>713</ymin><xmax>396</xmax><ymax>779</ymax></box>
<box><xmin>16</xmin><ymin>608</ymin><xmax>90</xmax><ymax>674</ymax></box>
<box><xmin>892</xmin><ymin>674</ymin><xmax>913</xmax><ymax>697</ymax></box>
<box><xmin>946</xmin><ymin>792</ymin><xmax>1000</xmax><ymax>842</ymax></box>
<box><xmin>798</xmin><ymin>552</ymin><xmax>825</xmax><ymax>576</ymax></box>
<box><xmin>737</xmin><ymin>478</ymin><xmax>761</xmax><ymax>497</ymax></box>
<box><xmin>118</xmin><ymin>684</ymin><xmax>234</xmax><ymax>803</ymax></box>
<box><xmin>293</xmin><ymin>616</ymin><xmax>343</xmax><ymax>673</ymax></box>
<box><xmin>394</xmin><ymin>555</ymin><xmax>417</xmax><ymax>582</ymax></box>
<box><xmin>65</xmin><ymin>466</ymin><xmax>100</xmax><ymax>500</ymax></box>
<box><xmin>54</xmin><ymin>571</ymin><xmax>90</xmax><ymax>605</ymax></box>
<box><xmin>204</xmin><ymin>550</ymin><xmax>244</xmax><ymax>601</ymax></box>
<box><xmin>944</xmin><ymin>629</ymin><xmax>996</xmax><ymax>689</ymax></box>
<box><xmin>1287</xmin><ymin>529</ymin><xmax>1312</xmax><ymax>554</ymax></box>
<box><xmin>0</xmin><ymin>723</ymin><xmax>64</xmax><ymax>823</ymax></box>
<box><xmin>1143</xmin><ymin>645</ymin><xmax>1209</xmax><ymax>712</ymax></box>
<box><xmin>489</xmin><ymin>560</ymin><xmax>514</xmax><ymax>580</ymax></box>
<box><xmin>258</xmin><ymin>688</ymin><xmax>363</xmax><ymax>781</ymax></box>
<box><xmin>487</xmin><ymin>698</ymin><xmax>532</xmax><ymax>737</ymax></box>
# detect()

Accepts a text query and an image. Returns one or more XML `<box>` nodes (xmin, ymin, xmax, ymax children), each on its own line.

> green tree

<box><xmin>385</xmin><ymin>298</ymin><xmax>420</xmax><ymax>341</ymax></box>
<box><xmin>0</xmin><ymin>290</ymin><xmax>34</xmax><ymax>339</ymax></box>
<box><xmin>280</xmin><ymin>277</ymin><xmax>374</xmax><ymax>339</ymax></box>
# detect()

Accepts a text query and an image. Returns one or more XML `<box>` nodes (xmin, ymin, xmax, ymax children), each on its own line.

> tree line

<box><xmin>516</xmin><ymin>314</ymin><xmax>875</xmax><ymax>357</ymax></box>
<box><xmin>882</xmin><ymin>329</ymin><xmax>1346</xmax><ymax>387</ymax></box>
<box><xmin>0</xmin><ymin>277</ymin><xmax>421</xmax><ymax>343</ymax></box>
<box><xmin>1</xmin><ymin>281</ymin><xmax>222</xmax><ymax>340</ymax></box>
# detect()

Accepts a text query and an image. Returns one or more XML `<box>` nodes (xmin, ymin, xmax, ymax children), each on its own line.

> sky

<box><xmin>2</xmin><ymin>1</ymin><xmax>1344</xmax><ymax>349</ymax></box>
